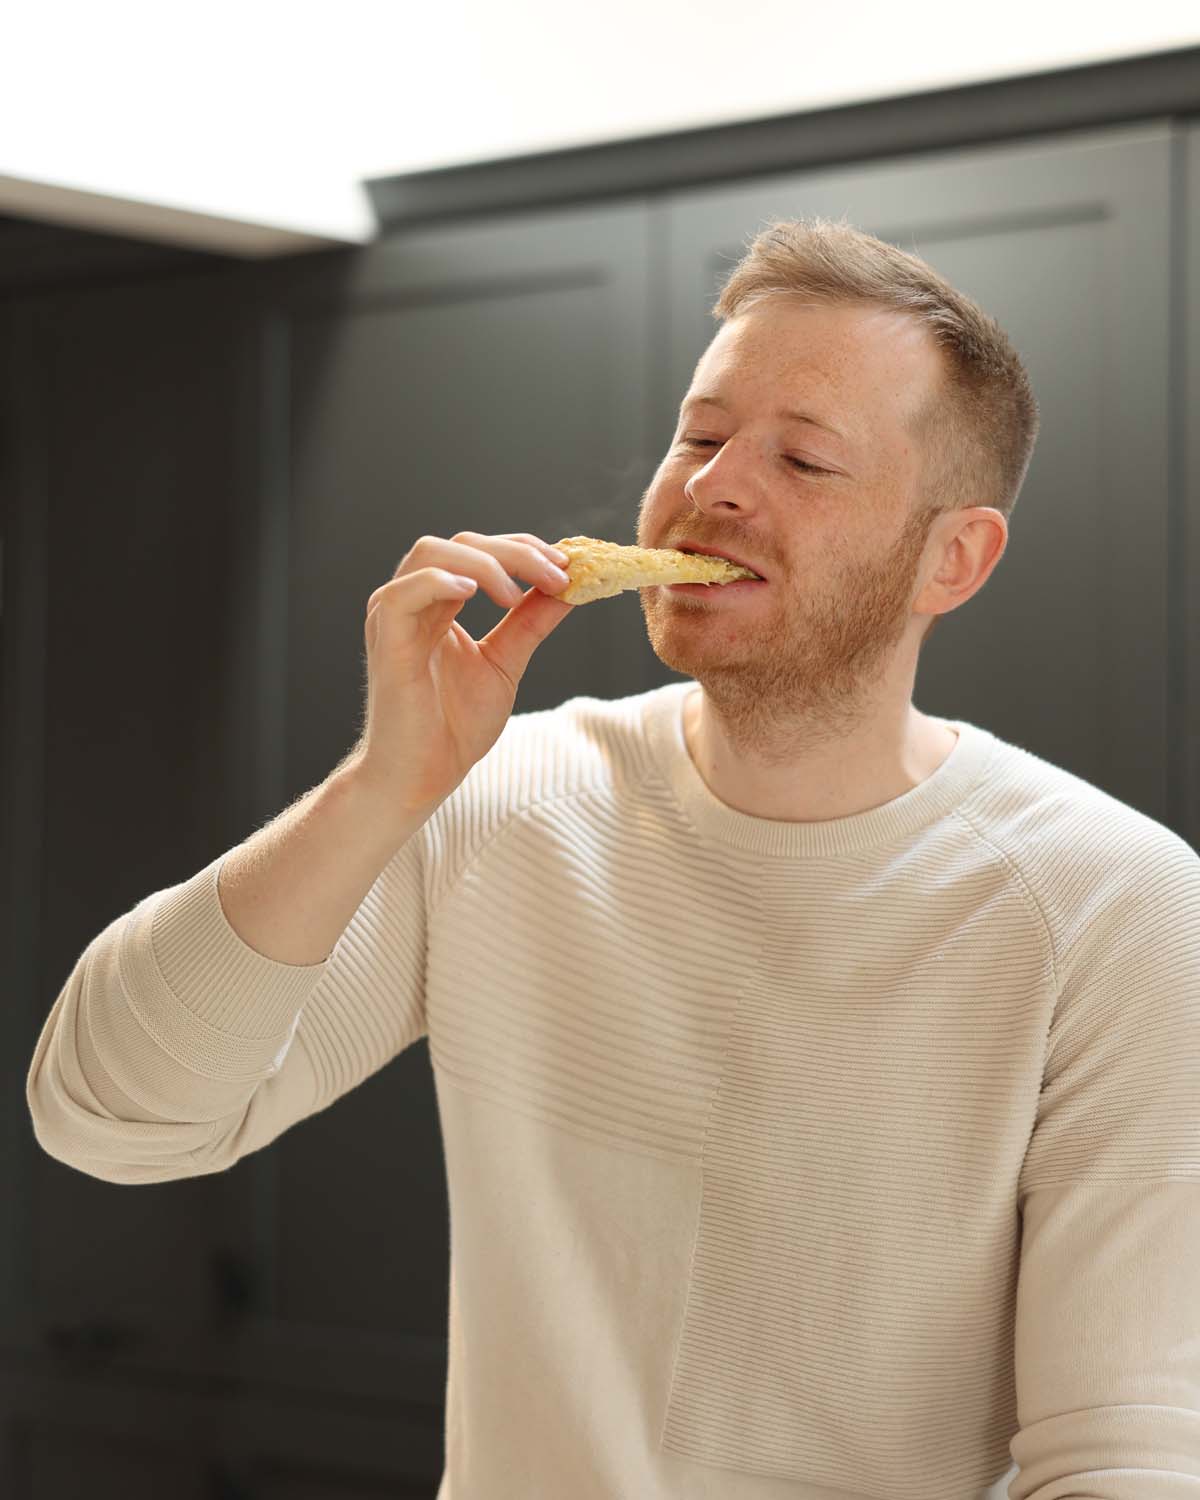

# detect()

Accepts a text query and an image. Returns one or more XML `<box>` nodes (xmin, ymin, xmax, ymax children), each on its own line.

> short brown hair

<box><xmin>711</xmin><ymin>215</ymin><xmax>1040</xmax><ymax>643</ymax></box>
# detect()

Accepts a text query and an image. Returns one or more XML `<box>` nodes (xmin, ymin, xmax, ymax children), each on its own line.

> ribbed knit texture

<box><xmin>27</xmin><ymin>679</ymin><xmax>1200</xmax><ymax>1499</ymax></box>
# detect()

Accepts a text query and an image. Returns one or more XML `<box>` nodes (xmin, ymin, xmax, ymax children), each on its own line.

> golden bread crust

<box><xmin>550</xmin><ymin>535</ymin><xmax>759</xmax><ymax>604</ymax></box>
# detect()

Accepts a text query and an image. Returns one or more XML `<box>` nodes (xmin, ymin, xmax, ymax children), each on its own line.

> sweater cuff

<box><xmin>121</xmin><ymin>851</ymin><xmax>328</xmax><ymax>1082</ymax></box>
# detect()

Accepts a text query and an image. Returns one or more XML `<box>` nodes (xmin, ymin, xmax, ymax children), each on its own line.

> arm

<box><xmin>216</xmin><ymin>757</ymin><xmax>437</xmax><ymax>966</ymax></box>
<box><xmin>1009</xmin><ymin>832</ymin><xmax>1200</xmax><ymax>1496</ymax></box>
<box><xmin>26</xmin><ymin>761</ymin><xmax>436</xmax><ymax>1184</ymax></box>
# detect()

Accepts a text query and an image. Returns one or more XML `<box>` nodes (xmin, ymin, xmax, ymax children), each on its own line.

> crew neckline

<box><xmin>643</xmin><ymin>679</ymin><xmax>997</xmax><ymax>858</ymax></box>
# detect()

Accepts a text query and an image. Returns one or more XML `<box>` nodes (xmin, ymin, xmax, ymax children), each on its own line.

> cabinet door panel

<box><xmin>663</xmin><ymin>121</ymin><xmax>1175</xmax><ymax>825</ymax></box>
<box><xmin>11</xmin><ymin>275</ymin><xmax>268</xmax><ymax>1365</ymax></box>
<box><xmin>225</xmin><ymin>201</ymin><xmax>658</xmax><ymax>1366</ymax></box>
<box><xmin>251</xmin><ymin>199</ymin><xmax>660</xmax><ymax>812</ymax></box>
<box><xmin>27</xmin><ymin>1424</ymin><xmax>210</xmax><ymax>1500</ymax></box>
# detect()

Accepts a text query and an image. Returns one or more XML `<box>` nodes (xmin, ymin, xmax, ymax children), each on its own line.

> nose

<box><xmin>683</xmin><ymin>440</ymin><xmax>761</xmax><ymax>516</ymax></box>
<box><xmin>684</xmin><ymin>472</ymin><xmax>753</xmax><ymax>515</ymax></box>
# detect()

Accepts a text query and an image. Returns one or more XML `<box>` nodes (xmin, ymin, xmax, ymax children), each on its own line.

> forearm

<box><xmin>217</xmin><ymin>759</ymin><xmax>435</xmax><ymax>967</ymax></box>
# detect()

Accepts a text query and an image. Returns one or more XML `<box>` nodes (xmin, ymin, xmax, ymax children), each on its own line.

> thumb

<box><xmin>477</xmin><ymin>586</ymin><xmax>575</xmax><ymax>685</ymax></box>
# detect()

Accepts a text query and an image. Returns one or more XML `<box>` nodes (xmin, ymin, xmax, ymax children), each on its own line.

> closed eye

<box><xmin>677</xmin><ymin>437</ymin><xmax>828</xmax><ymax>475</ymax></box>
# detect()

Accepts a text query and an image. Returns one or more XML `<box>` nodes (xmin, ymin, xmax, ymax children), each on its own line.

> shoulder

<box><xmin>486</xmin><ymin>682</ymin><xmax>677</xmax><ymax>801</ymax></box>
<box><xmin>958</xmin><ymin>729</ymin><xmax>1200</xmax><ymax>971</ymax></box>
<box><xmin>419</xmin><ymin>683</ymin><xmax>682</xmax><ymax>899</ymax></box>
<box><xmin>960</xmin><ymin>729</ymin><xmax>1195</xmax><ymax>872</ymax></box>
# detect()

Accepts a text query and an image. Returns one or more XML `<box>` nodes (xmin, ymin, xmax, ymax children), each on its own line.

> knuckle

<box><xmin>393</xmin><ymin>535</ymin><xmax>438</xmax><ymax>576</ymax></box>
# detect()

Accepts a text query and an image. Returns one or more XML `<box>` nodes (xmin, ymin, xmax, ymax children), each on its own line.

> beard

<box><xmin>637</xmin><ymin>500</ymin><xmax>943</xmax><ymax>764</ymax></box>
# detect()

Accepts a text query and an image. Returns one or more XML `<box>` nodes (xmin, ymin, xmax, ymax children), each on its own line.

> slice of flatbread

<box><xmin>550</xmin><ymin>535</ymin><xmax>761</xmax><ymax>604</ymax></box>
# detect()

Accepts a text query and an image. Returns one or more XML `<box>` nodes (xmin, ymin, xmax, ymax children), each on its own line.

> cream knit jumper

<box><xmin>27</xmin><ymin>680</ymin><xmax>1200</xmax><ymax>1500</ymax></box>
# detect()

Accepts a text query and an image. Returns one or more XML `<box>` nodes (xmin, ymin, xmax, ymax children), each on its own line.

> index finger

<box><xmin>503</xmin><ymin>532</ymin><xmax>571</xmax><ymax>567</ymax></box>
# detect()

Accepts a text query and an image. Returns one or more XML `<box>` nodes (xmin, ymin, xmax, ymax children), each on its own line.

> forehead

<box><xmin>690</xmin><ymin>299</ymin><xmax>939</xmax><ymax>437</ymax></box>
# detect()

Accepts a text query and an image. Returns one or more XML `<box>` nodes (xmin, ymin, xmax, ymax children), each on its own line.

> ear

<box><xmin>914</xmin><ymin>507</ymin><xmax>1008</xmax><ymax>620</ymax></box>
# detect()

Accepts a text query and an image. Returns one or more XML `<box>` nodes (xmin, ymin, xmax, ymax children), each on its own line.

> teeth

<box><xmin>680</xmin><ymin>546</ymin><xmax>763</xmax><ymax>577</ymax></box>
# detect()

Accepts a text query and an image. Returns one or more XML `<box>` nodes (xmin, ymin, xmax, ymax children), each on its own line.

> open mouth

<box><xmin>678</xmin><ymin>547</ymin><xmax>765</xmax><ymax>581</ymax></box>
<box><xmin>668</xmin><ymin>577</ymin><xmax>767</xmax><ymax>594</ymax></box>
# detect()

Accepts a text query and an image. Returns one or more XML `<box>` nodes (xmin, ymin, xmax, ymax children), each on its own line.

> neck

<box><xmin>682</xmin><ymin>684</ymin><xmax>959</xmax><ymax>823</ymax></box>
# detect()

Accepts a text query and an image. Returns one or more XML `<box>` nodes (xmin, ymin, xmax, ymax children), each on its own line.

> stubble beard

<box><xmin>638</xmin><ymin>504</ymin><xmax>941</xmax><ymax>763</ymax></box>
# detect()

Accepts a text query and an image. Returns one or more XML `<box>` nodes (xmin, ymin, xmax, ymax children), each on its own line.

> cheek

<box><xmin>637</xmin><ymin>486</ymin><xmax>664</xmax><ymax>522</ymax></box>
<box><xmin>639</xmin><ymin>478</ymin><xmax>679</xmax><ymax>524</ymax></box>
<box><xmin>635</xmin><ymin>489</ymin><xmax>671</xmax><ymax>542</ymax></box>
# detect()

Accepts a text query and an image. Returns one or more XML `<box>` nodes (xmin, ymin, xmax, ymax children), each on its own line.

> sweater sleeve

<box><xmin>26</xmin><ymin>836</ymin><xmax>429</xmax><ymax>1185</ymax></box>
<box><xmin>1009</xmin><ymin>829</ymin><xmax>1200</xmax><ymax>1497</ymax></box>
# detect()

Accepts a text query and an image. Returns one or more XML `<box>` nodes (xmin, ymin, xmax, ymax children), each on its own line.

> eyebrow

<box><xmin>680</xmin><ymin>393</ymin><xmax>848</xmax><ymax>445</ymax></box>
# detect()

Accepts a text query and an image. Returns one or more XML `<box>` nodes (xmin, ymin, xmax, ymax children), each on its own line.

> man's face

<box><xmin>635</xmin><ymin>297</ymin><xmax>948</xmax><ymax>725</ymax></box>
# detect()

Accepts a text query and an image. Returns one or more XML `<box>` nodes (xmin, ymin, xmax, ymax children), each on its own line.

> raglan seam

<box><xmin>424</xmin><ymin>772</ymin><xmax>654</xmax><ymax>925</ymax></box>
<box><xmin>950</xmin><ymin>802</ymin><xmax>1061</xmax><ymax>995</ymax></box>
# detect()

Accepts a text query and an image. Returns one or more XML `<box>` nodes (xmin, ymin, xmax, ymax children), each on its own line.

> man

<box><xmin>28</xmin><ymin>219</ymin><xmax>1200</xmax><ymax>1499</ymax></box>
<box><xmin>635</xmin><ymin>294</ymin><xmax>1005</xmax><ymax>821</ymax></box>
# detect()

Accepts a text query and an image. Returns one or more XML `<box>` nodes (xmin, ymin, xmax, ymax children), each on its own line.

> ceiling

<box><xmin>3</xmin><ymin>1</ymin><xmax>1199</xmax><ymax>258</ymax></box>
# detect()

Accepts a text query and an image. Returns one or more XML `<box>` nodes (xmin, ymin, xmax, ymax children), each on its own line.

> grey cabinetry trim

<box><xmin>366</xmin><ymin>48</ymin><xmax>1200</xmax><ymax>232</ymax></box>
<box><xmin>1180</xmin><ymin>122</ymin><xmax>1200</xmax><ymax>853</ymax></box>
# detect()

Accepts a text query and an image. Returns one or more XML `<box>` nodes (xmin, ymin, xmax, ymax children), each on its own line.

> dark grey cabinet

<box><xmin>3</xmin><ymin>114</ymin><xmax>1195</xmax><ymax>1497</ymax></box>
<box><xmin>235</xmin><ymin>197</ymin><xmax>663</xmax><ymax>802</ymax></box>
<box><xmin>661</xmin><ymin>118</ymin><xmax>1179</xmax><ymax>823</ymax></box>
